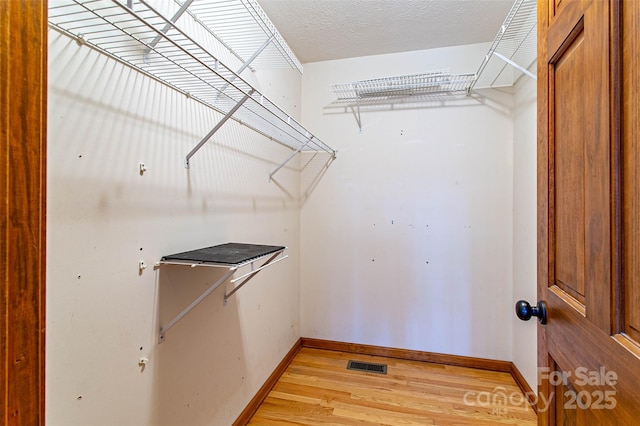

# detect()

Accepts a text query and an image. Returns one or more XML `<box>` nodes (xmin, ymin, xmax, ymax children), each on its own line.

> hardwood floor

<box><xmin>248</xmin><ymin>348</ymin><xmax>537</xmax><ymax>425</ymax></box>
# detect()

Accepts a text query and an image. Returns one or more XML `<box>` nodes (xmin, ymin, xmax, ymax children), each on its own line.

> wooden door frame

<box><xmin>1</xmin><ymin>0</ymin><xmax>48</xmax><ymax>424</ymax></box>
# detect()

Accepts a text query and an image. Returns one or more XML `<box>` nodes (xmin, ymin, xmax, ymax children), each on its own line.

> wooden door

<box><xmin>1</xmin><ymin>0</ymin><xmax>47</xmax><ymax>424</ymax></box>
<box><xmin>538</xmin><ymin>0</ymin><xmax>640</xmax><ymax>423</ymax></box>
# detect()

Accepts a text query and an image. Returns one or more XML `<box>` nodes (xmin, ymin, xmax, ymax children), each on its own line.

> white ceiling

<box><xmin>257</xmin><ymin>0</ymin><xmax>516</xmax><ymax>64</ymax></box>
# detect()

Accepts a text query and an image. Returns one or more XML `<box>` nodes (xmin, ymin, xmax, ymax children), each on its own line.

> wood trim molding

<box><xmin>234</xmin><ymin>337</ymin><xmax>540</xmax><ymax>424</ymax></box>
<box><xmin>1</xmin><ymin>1</ymin><xmax>48</xmax><ymax>425</ymax></box>
<box><xmin>233</xmin><ymin>338</ymin><xmax>303</xmax><ymax>426</ymax></box>
<box><xmin>301</xmin><ymin>338</ymin><xmax>512</xmax><ymax>372</ymax></box>
<box><xmin>510</xmin><ymin>363</ymin><xmax>537</xmax><ymax>414</ymax></box>
<box><xmin>309</xmin><ymin>338</ymin><xmax>538</xmax><ymax>413</ymax></box>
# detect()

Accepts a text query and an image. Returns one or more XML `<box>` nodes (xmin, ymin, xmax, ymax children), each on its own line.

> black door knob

<box><xmin>515</xmin><ymin>300</ymin><xmax>547</xmax><ymax>324</ymax></box>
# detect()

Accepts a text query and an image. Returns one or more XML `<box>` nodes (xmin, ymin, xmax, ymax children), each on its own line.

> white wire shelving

<box><xmin>331</xmin><ymin>70</ymin><xmax>476</xmax><ymax>99</ymax></box>
<box><xmin>472</xmin><ymin>0</ymin><xmax>537</xmax><ymax>88</ymax></box>
<box><xmin>327</xmin><ymin>0</ymin><xmax>537</xmax><ymax>130</ymax></box>
<box><xmin>329</xmin><ymin>70</ymin><xmax>476</xmax><ymax>130</ymax></box>
<box><xmin>180</xmin><ymin>0</ymin><xmax>302</xmax><ymax>73</ymax></box>
<box><xmin>48</xmin><ymin>0</ymin><xmax>335</xmax><ymax>176</ymax></box>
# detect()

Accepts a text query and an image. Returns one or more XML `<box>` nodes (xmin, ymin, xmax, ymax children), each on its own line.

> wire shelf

<box><xmin>328</xmin><ymin>70</ymin><xmax>475</xmax><ymax>130</ymax></box>
<box><xmin>178</xmin><ymin>0</ymin><xmax>303</xmax><ymax>73</ymax></box>
<box><xmin>473</xmin><ymin>0</ymin><xmax>537</xmax><ymax>88</ymax></box>
<box><xmin>48</xmin><ymin>0</ymin><xmax>334</xmax><ymax>166</ymax></box>
<box><xmin>331</xmin><ymin>70</ymin><xmax>476</xmax><ymax>99</ymax></box>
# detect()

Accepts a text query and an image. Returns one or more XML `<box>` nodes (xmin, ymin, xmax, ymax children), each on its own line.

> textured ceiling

<box><xmin>257</xmin><ymin>0</ymin><xmax>516</xmax><ymax>64</ymax></box>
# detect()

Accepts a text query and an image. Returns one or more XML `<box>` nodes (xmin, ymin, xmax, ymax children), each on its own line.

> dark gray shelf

<box><xmin>162</xmin><ymin>242</ymin><xmax>285</xmax><ymax>266</ymax></box>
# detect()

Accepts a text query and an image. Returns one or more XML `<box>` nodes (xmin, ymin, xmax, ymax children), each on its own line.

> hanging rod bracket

<box><xmin>185</xmin><ymin>90</ymin><xmax>254</xmax><ymax>168</ymax></box>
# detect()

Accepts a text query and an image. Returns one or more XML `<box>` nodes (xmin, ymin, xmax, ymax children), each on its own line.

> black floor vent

<box><xmin>346</xmin><ymin>360</ymin><xmax>387</xmax><ymax>375</ymax></box>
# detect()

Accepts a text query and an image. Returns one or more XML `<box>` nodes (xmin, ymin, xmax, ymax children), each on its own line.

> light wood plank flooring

<box><xmin>249</xmin><ymin>348</ymin><xmax>537</xmax><ymax>425</ymax></box>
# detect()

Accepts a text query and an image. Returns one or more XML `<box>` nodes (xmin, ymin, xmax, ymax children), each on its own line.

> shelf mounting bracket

<box><xmin>217</xmin><ymin>35</ymin><xmax>275</xmax><ymax>98</ymax></box>
<box><xmin>223</xmin><ymin>251</ymin><xmax>288</xmax><ymax>305</ymax></box>
<box><xmin>351</xmin><ymin>94</ymin><xmax>362</xmax><ymax>132</ymax></box>
<box><xmin>185</xmin><ymin>90</ymin><xmax>254</xmax><ymax>168</ymax></box>
<box><xmin>492</xmin><ymin>51</ymin><xmax>536</xmax><ymax>80</ymax></box>
<box><xmin>144</xmin><ymin>0</ymin><xmax>195</xmax><ymax>61</ymax></box>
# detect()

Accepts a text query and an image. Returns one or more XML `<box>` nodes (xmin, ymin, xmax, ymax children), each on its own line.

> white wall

<box><xmin>47</xmin><ymin>20</ymin><xmax>539</xmax><ymax>424</ymax></box>
<box><xmin>46</xmin><ymin>25</ymin><xmax>303</xmax><ymax>425</ymax></box>
<box><xmin>511</xmin><ymin>72</ymin><xmax>538</xmax><ymax>391</ymax></box>
<box><xmin>299</xmin><ymin>44</ymin><xmax>516</xmax><ymax>361</ymax></box>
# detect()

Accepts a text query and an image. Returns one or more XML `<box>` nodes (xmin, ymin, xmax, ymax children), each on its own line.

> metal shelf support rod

<box><xmin>159</xmin><ymin>267</ymin><xmax>237</xmax><ymax>343</ymax></box>
<box><xmin>224</xmin><ymin>252</ymin><xmax>285</xmax><ymax>304</ymax></box>
<box><xmin>492</xmin><ymin>51</ymin><xmax>536</xmax><ymax>80</ymax></box>
<box><xmin>237</xmin><ymin>35</ymin><xmax>275</xmax><ymax>74</ymax></box>
<box><xmin>353</xmin><ymin>95</ymin><xmax>362</xmax><ymax>131</ymax></box>
<box><xmin>229</xmin><ymin>253</ymin><xmax>288</xmax><ymax>284</ymax></box>
<box><xmin>144</xmin><ymin>0</ymin><xmax>196</xmax><ymax>56</ymax></box>
<box><xmin>217</xmin><ymin>35</ymin><xmax>274</xmax><ymax>98</ymax></box>
<box><xmin>269</xmin><ymin>137</ymin><xmax>313</xmax><ymax>181</ymax></box>
<box><xmin>185</xmin><ymin>90</ymin><xmax>254</xmax><ymax>168</ymax></box>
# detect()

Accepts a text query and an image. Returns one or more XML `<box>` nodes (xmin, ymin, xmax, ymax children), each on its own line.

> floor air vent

<box><xmin>346</xmin><ymin>360</ymin><xmax>387</xmax><ymax>375</ymax></box>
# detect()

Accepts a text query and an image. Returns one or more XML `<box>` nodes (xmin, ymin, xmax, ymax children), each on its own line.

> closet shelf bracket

<box><xmin>185</xmin><ymin>90</ymin><xmax>254</xmax><ymax>168</ymax></box>
<box><xmin>224</xmin><ymin>251</ymin><xmax>288</xmax><ymax>305</ymax></box>
<box><xmin>269</xmin><ymin>136</ymin><xmax>313</xmax><ymax>181</ymax></box>
<box><xmin>158</xmin><ymin>267</ymin><xmax>236</xmax><ymax>343</ymax></box>
<box><xmin>491</xmin><ymin>51</ymin><xmax>536</xmax><ymax>80</ymax></box>
<box><xmin>217</xmin><ymin>35</ymin><xmax>275</xmax><ymax>99</ymax></box>
<box><xmin>353</xmin><ymin>97</ymin><xmax>362</xmax><ymax>132</ymax></box>
<box><xmin>471</xmin><ymin>0</ymin><xmax>537</xmax><ymax>89</ymax></box>
<box><xmin>143</xmin><ymin>0</ymin><xmax>195</xmax><ymax>61</ymax></box>
<box><xmin>156</xmin><ymin>243</ymin><xmax>286</xmax><ymax>343</ymax></box>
